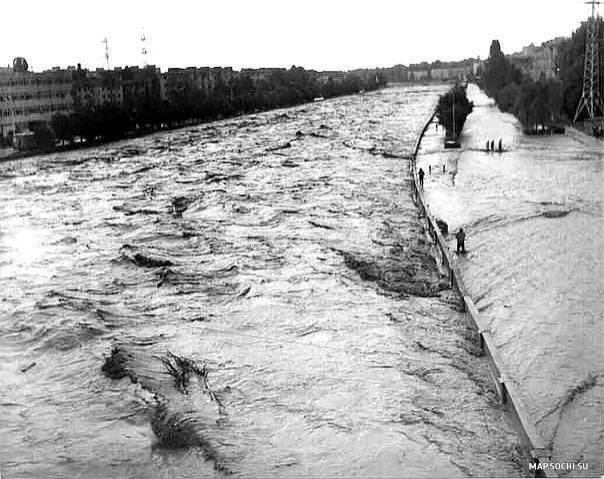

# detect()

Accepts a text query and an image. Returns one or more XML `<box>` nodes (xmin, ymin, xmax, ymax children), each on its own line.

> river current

<box><xmin>418</xmin><ymin>84</ymin><xmax>603</xmax><ymax>476</ymax></box>
<box><xmin>1</xmin><ymin>85</ymin><xmax>527</xmax><ymax>478</ymax></box>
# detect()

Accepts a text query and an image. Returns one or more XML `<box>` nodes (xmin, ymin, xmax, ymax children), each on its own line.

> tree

<box><xmin>51</xmin><ymin>113</ymin><xmax>73</xmax><ymax>145</ymax></box>
<box><xmin>436</xmin><ymin>84</ymin><xmax>473</xmax><ymax>138</ymax></box>
<box><xmin>489</xmin><ymin>40</ymin><xmax>503</xmax><ymax>58</ymax></box>
<box><xmin>29</xmin><ymin>121</ymin><xmax>56</xmax><ymax>151</ymax></box>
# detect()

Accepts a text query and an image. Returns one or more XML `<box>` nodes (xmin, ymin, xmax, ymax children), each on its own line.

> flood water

<box><xmin>1</xmin><ymin>85</ymin><xmax>527</xmax><ymax>478</ymax></box>
<box><xmin>418</xmin><ymin>84</ymin><xmax>603</xmax><ymax>476</ymax></box>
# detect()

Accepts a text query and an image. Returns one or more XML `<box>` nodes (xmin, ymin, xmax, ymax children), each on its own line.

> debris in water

<box><xmin>157</xmin><ymin>351</ymin><xmax>208</xmax><ymax>394</ymax></box>
<box><xmin>309</xmin><ymin>220</ymin><xmax>334</xmax><ymax>230</ymax></box>
<box><xmin>20</xmin><ymin>362</ymin><xmax>37</xmax><ymax>373</ymax></box>
<box><xmin>101</xmin><ymin>345</ymin><xmax>136</xmax><ymax>381</ymax></box>
<box><xmin>436</xmin><ymin>218</ymin><xmax>449</xmax><ymax>235</ymax></box>
<box><xmin>267</xmin><ymin>142</ymin><xmax>291</xmax><ymax>151</ymax></box>
<box><xmin>119</xmin><ymin>245</ymin><xmax>173</xmax><ymax>268</ymax></box>
<box><xmin>171</xmin><ymin>196</ymin><xmax>192</xmax><ymax>217</ymax></box>
<box><xmin>542</xmin><ymin>210</ymin><xmax>571</xmax><ymax>219</ymax></box>
<box><xmin>540</xmin><ymin>373</ymin><xmax>598</xmax><ymax>422</ymax></box>
<box><xmin>334</xmin><ymin>247</ymin><xmax>447</xmax><ymax>297</ymax></box>
<box><xmin>237</xmin><ymin>285</ymin><xmax>251</xmax><ymax>297</ymax></box>
<box><xmin>132</xmin><ymin>253</ymin><xmax>173</xmax><ymax>268</ymax></box>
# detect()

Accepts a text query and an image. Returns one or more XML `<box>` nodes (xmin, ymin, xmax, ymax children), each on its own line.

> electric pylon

<box><xmin>574</xmin><ymin>1</ymin><xmax>604</xmax><ymax>122</ymax></box>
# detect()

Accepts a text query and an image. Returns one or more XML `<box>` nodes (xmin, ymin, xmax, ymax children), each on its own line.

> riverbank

<box><xmin>412</xmin><ymin>111</ymin><xmax>553</xmax><ymax>477</ymax></box>
<box><xmin>417</xmin><ymin>83</ymin><xmax>603</xmax><ymax>477</ymax></box>
<box><xmin>0</xmin><ymin>85</ymin><xmax>389</xmax><ymax>164</ymax></box>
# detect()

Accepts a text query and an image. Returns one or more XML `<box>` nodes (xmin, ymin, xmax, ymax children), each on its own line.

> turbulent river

<box><xmin>418</xmin><ymin>84</ymin><xmax>603</xmax><ymax>476</ymax></box>
<box><xmin>1</xmin><ymin>85</ymin><xmax>529</xmax><ymax>478</ymax></box>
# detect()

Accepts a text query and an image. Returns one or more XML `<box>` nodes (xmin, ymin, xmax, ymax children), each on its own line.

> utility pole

<box><xmin>102</xmin><ymin>37</ymin><xmax>110</xmax><ymax>70</ymax></box>
<box><xmin>573</xmin><ymin>0</ymin><xmax>604</xmax><ymax>122</ymax></box>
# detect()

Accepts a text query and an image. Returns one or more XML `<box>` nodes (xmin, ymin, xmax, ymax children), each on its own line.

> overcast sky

<box><xmin>0</xmin><ymin>0</ymin><xmax>591</xmax><ymax>72</ymax></box>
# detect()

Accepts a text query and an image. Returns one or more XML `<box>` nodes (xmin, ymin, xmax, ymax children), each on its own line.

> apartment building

<box><xmin>0</xmin><ymin>59</ymin><xmax>73</xmax><ymax>139</ymax></box>
<box><xmin>431</xmin><ymin>66</ymin><xmax>471</xmax><ymax>81</ymax></box>
<box><xmin>510</xmin><ymin>37</ymin><xmax>566</xmax><ymax>81</ymax></box>
<box><xmin>408</xmin><ymin>69</ymin><xmax>429</xmax><ymax>81</ymax></box>
<box><xmin>72</xmin><ymin>66</ymin><xmax>124</xmax><ymax>109</ymax></box>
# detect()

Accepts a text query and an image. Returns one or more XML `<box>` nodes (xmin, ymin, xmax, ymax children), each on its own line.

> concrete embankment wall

<box><xmin>410</xmin><ymin>113</ymin><xmax>555</xmax><ymax>478</ymax></box>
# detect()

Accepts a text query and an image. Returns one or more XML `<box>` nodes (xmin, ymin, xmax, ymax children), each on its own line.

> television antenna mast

<box><xmin>102</xmin><ymin>37</ymin><xmax>110</xmax><ymax>69</ymax></box>
<box><xmin>573</xmin><ymin>0</ymin><xmax>603</xmax><ymax>122</ymax></box>
<box><xmin>140</xmin><ymin>30</ymin><xmax>148</xmax><ymax>66</ymax></box>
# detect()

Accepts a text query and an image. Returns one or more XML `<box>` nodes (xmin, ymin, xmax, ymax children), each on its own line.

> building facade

<box><xmin>511</xmin><ymin>37</ymin><xmax>566</xmax><ymax>81</ymax></box>
<box><xmin>0</xmin><ymin>63</ymin><xmax>73</xmax><ymax>140</ymax></box>
<box><xmin>72</xmin><ymin>67</ymin><xmax>124</xmax><ymax>109</ymax></box>
<box><xmin>431</xmin><ymin>66</ymin><xmax>471</xmax><ymax>81</ymax></box>
<box><xmin>409</xmin><ymin>69</ymin><xmax>429</xmax><ymax>81</ymax></box>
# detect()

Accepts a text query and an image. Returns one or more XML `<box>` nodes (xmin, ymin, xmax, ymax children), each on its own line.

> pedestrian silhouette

<box><xmin>442</xmin><ymin>164</ymin><xmax>446</xmax><ymax>173</ymax></box>
<box><xmin>456</xmin><ymin>228</ymin><xmax>466</xmax><ymax>253</ymax></box>
<box><xmin>490</xmin><ymin>140</ymin><xmax>495</xmax><ymax>151</ymax></box>
<box><xmin>418</xmin><ymin>168</ymin><xmax>425</xmax><ymax>188</ymax></box>
<box><xmin>429</xmin><ymin>164</ymin><xmax>432</xmax><ymax>175</ymax></box>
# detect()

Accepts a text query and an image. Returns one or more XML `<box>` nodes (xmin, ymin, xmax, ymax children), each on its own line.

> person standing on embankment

<box><xmin>456</xmin><ymin>228</ymin><xmax>466</xmax><ymax>253</ymax></box>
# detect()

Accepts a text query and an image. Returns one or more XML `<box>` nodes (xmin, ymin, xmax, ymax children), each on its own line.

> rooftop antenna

<box><xmin>140</xmin><ymin>29</ymin><xmax>148</xmax><ymax>66</ymax></box>
<box><xmin>573</xmin><ymin>0</ymin><xmax>603</xmax><ymax>122</ymax></box>
<box><xmin>102</xmin><ymin>37</ymin><xmax>110</xmax><ymax>69</ymax></box>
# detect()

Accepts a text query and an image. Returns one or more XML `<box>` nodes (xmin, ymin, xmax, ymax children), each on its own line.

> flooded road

<box><xmin>418</xmin><ymin>84</ymin><xmax>603</xmax><ymax>476</ymax></box>
<box><xmin>1</xmin><ymin>85</ymin><xmax>525</xmax><ymax>478</ymax></box>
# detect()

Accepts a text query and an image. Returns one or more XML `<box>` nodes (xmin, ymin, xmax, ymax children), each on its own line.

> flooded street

<box><xmin>418</xmin><ymin>84</ymin><xmax>604</xmax><ymax>476</ymax></box>
<box><xmin>1</xmin><ymin>85</ymin><xmax>525</xmax><ymax>478</ymax></box>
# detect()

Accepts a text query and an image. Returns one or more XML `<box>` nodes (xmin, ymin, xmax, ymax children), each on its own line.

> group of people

<box><xmin>485</xmin><ymin>138</ymin><xmax>503</xmax><ymax>152</ymax></box>
<box><xmin>418</xmin><ymin>164</ymin><xmax>447</xmax><ymax>188</ymax></box>
<box><xmin>416</xmin><ymin>166</ymin><xmax>467</xmax><ymax>253</ymax></box>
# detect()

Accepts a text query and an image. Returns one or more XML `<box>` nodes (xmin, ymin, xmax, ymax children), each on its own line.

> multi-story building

<box><xmin>240</xmin><ymin>68</ymin><xmax>286</xmax><ymax>82</ymax></box>
<box><xmin>0</xmin><ymin>59</ymin><xmax>74</xmax><ymax>140</ymax></box>
<box><xmin>510</xmin><ymin>37</ymin><xmax>566</xmax><ymax>81</ymax></box>
<box><xmin>162</xmin><ymin>67</ymin><xmax>213</xmax><ymax>101</ymax></box>
<box><xmin>431</xmin><ymin>66</ymin><xmax>471</xmax><ymax>81</ymax></box>
<box><xmin>72</xmin><ymin>66</ymin><xmax>124</xmax><ymax>109</ymax></box>
<box><xmin>380</xmin><ymin>64</ymin><xmax>409</xmax><ymax>83</ymax></box>
<box><xmin>120</xmin><ymin>65</ymin><xmax>162</xmax><ymax>107</ymax></box>
<box><xmin>162</xmin><ymin>66</ymin><xmax>240</xmax><ymax>102</ymax></box>
<box><xmin>409</xmin><ymin>69</ymin><xmax>429</xmax><ymax>81</ymax></box>
<box><xmin>317</xmin><ymin>71</ymin><xmax>346</xmax><ymax>85</ymax></box>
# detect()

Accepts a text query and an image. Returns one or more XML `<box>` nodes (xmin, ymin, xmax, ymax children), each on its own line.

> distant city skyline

<box><xmin>1</xmin><ymin>0</ymin><xmax>592</xmax><ymax>72</ymax></box>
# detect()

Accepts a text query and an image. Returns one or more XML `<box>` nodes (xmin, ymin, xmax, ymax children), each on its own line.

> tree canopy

<box><xmin>480</xmin><ymin>23</ymin><xmax>603</xmax><ymax>129</ymax></box>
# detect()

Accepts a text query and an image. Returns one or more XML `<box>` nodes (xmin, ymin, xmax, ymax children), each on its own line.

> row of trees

<box><xmin>556</xmin><ymin>21</ymin><xmax>604</xmax><ymax>121</ymax></box>
<box><xmin>481</xmin><ymin>20</ymin><xmax>604</xmax><ymax>131</ymax></box>
<box><xmin>436</xmin><ymin>84</ymin><xmax>473</xmax><ymax>139</ymax></box>
<box><xmin>48</xmin><ymin>67</ymin><xmax>387</xmax><ymax>147</ymax></box>
<box><xmin>481</xmin><ymin>39</ymin><xmax>563</xmax><ymax>131</ymax></box>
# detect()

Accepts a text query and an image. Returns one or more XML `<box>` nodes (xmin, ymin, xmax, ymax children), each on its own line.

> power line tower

<box><xmin>102</xmin><ymin>37</ymin><xmax>110</xmax><ymax>70</ymax></box>
<box><xmin>574</xmin><ymin>0</ymin><xmax>604</xmax><ymax>122</ymax></box>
